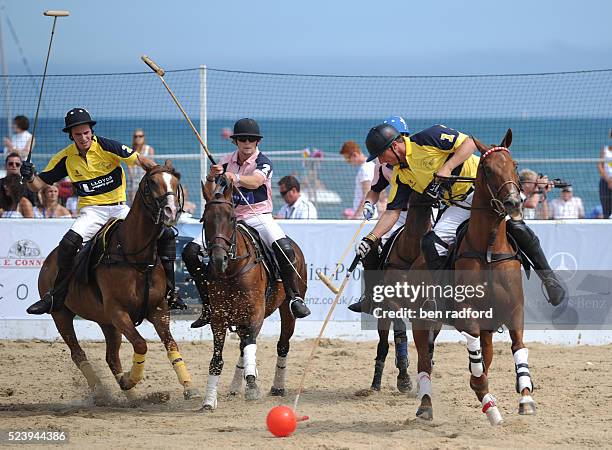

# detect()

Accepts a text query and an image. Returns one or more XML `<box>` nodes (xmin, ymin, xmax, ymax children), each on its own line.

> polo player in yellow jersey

<box><xmin>20</xmin><ymin>108</ymin><xmax>187</xmax><ymax>314</ymax></box>
<box><xmin>357</xmin><ymin>123</ymin><xmax>567</xmax><ymax>307</ymax></box>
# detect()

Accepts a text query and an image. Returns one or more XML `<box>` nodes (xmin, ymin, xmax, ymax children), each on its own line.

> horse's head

<box><xmin>473</xmin><ymin>129</ymin><xmax>523</xmax><ymax>220</ymax></box>
<box><xmin>201</xmin><ymin>174</ymin><xmax>236</xmax><ymax>275</ymax></box>
<box><xmin>138</xmin><ymin>159</ymin><xmax>183</xmax><ymax>226</ymax></box>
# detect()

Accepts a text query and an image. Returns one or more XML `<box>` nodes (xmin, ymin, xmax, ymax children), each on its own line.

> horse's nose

<box><xmin>164</xmin><ymin>204</ymin><xmax>176</xmax><ymax>221</ymax></box>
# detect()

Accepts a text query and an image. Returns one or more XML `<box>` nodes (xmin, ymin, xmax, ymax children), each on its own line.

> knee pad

<box><xmin>157</xmin><ymin>227</ymin><xmax>177</xmax><ymax>260</ymax></box>
<box><xmin>182</xmin><ymin>241</ymin><xmax>205</xmax><ymax>275</ymax></box>
<box><xmin>58</xmin><ymin>230</ymin><xmax>83</xmax><ymax>261</ymax></box>
<box><xmin>273</xmin><ymin>238</ymin><xmax>295</xmax><ymax>262</ymax></box>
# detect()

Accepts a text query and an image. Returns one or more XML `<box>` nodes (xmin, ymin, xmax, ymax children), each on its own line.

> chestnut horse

<box><xmin>199</xmin><ymin>175</ymin><xmax>306</xmax><ymax>410</ymax></box>
<box><xmin>411</xmin><ymin>129</ymin><xmax>534</xmax><ymax>425</ymax></box>
<box><xmin>38</xmin><ymin>160</ymin><xmax>200</xmax><ymax>402</ymax></box>
<box><xmin>363</xmin><ymin>194</ymin><xmax>434</xmax><ymax>394</ymax></box>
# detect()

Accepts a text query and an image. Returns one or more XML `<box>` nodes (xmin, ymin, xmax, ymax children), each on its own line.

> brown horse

<box><xmin>411</xmin><ymin>129</ymin><xmax>533</xmax><ymax>425</ymax></box>
<box><xmin>38</xmin><ymin>160</ymin><xmax>200</xmax><ymax>403</ymax></box>
<box><xmin>199</xmin><ymin>175</ymin><xmax>306</xmax><ymax>410</ymax></box>
<box><xmin>363</xmin><ymin>194</ymin><xmax>434</xmax><ymax>394</ymax></box>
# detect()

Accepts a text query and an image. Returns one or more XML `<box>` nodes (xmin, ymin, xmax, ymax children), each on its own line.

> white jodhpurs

<box><xmin>432</xmin><ymin>192</ymin><xmax>473</xmax><ymax>257</ymax></box>
<box><xmin>70</xmin><ymin>204</ymin><xmax>130</xmax><ymax>242</ymax></box>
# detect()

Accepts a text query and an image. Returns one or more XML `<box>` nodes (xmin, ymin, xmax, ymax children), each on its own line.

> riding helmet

<box><xmin>365</xmin><ymin>123</ymin><xmax>400</xmax><ymax>162</ymax></box>
<box><xmin>383</xmin><ymin>115</ymin><xmax>410</xmax><ymax>136</ymax></box>
<box><xmin>62</xmin><ymin>108</ymin><xmax>96</xmax><ymax>133</ymax></box>
<box><xmin>230</xmin><ymin>118</ymin><xmax>263</xmax><ymax>139</ymax></box>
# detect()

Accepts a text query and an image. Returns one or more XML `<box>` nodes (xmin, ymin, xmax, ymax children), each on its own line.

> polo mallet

<box><xmin>142</xmin><ymin>55</ymin><xmax>306</xmax><ymax>285</ymax></box>
<box><xmin>141</xmin><ymin>55</ymin><xmax>216</xmax><ymax>166</ymax></box>
<box><xmin>317</xmin><ymin>218</ymin><xmax>367</xmax><ymax>294</ymax></box>
<box><xmin>25</xmin><ymin>10</ymin><xmax>70</xmax><ymax>164</ymax></box>
<box><xmin>293</xmin><ymin>254</ymin><xmax>361</xmax><ymax>412</ymax></box>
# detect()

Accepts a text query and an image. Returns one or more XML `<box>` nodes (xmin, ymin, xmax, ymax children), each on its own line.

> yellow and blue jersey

<box><xmin>387</xmin><ymin>136</ymin><xmax>419</xmax><ymax>210</ymax></box>
<box><xmin>39</xmin><ymin>136</ymin><xmax>139</xmax><ymax>209</ymax></box>
<box><xmin>407</xmin><ymin>124</ymin><xmax>479</xmax><ymax>201</ymax></box>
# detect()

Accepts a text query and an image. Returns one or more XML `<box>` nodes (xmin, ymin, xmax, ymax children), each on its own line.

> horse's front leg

<box><xmin>237</xmin><ymin>324</ymin><xmax>263</xmax><ymax>401</ymax></box>
<box><xmin>510</xmin><ymin>328</ymin><xmax>536</xmax><ymax>415</ymax></box>
<box><xmin>393</xmin><ymin>319</ymin><xmax>412</xmax><ymax>393</ymax></box>
<box><xmin>412</xmin><ymin>322</ymin><xmax>434</xmax><ymax>420</ymax></box>
<box><xmin>372</xmin><ymin>318</ymin><xmax>390</xmax><ymax>391</ymax></box>
<box><xmin>202</xmin><ymin>321</ymin><xmax>227</xmax><ymax>411</ymax></box>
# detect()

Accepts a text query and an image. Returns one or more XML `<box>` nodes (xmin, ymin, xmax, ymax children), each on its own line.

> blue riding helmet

<box><xmin>383</xmin><ymin>116</ymin><xmax>410</xmax><ymax>135</ymax></box>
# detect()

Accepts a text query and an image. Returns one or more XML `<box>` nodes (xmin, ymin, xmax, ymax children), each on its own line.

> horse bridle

<box><xmin>478</xmin><ymin>146</ymin><xmax>522</xmax><ymax>217</ymax></box>
<box><xmin>138</xmin><ymin>169</ymin><xmax>184</xmax><ymax>225</ymax></box>
<box><xmin>202</xmin><ymin>198</ymin><xmax>238</xmax><ymax>259</ymax></box>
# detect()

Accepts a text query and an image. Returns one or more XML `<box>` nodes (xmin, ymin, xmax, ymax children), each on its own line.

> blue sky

<box><xmin>2</xmin><ymin>0</ymin><xmax>611</xmax><ymax>76</ymax></box>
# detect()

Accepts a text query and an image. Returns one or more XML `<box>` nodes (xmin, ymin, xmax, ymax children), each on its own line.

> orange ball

<box><xmin>266</xmin><ymin>405</ymin><xmax>297</xmax><ymax>437</ymax></box>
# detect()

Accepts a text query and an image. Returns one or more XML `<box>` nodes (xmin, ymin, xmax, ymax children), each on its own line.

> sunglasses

<box><xmin>236</xmin><ymin>136</ymin><xmax>259</xmax><ymax>143</ymax></box>
<box><xmin>280</xmin><ymin>188</ymin><xmax>294</xmax><ymax>197</ymax></box>
<box><xmin>7</xmin><ymin>161</ymin><xmax>21</xmax><ymax>167</ymax></box>
<box><xmin>133</xmin><ymin>134</ymin><xmax>144</xmax><ymax>138</ymax></box>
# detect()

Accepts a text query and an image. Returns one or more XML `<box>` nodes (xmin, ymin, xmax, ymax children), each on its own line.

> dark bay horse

<box><xmin>411</xmin><ymin>130</ymin><xmax>534</xmax><ymax>425</ymax></box>
<box><xmin>38</xmin><ymin>160</ymin><xmax>200</xmax><ymax>402</ymax></box>
<box><xmin>361</xmin><ymin>195</ymin><xmax>433</xmax><ymax>394</ymax></box>
<box><xmin>199</xmin><ymin>175</ymin><xmax>306</xmax><ymax>410</ymax></box>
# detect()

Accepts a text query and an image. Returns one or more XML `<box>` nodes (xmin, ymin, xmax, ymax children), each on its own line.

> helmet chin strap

<box><xmin>391</xmin><ymin>148</ymin><xmax>408</xmax><ymax>169</ymax></box>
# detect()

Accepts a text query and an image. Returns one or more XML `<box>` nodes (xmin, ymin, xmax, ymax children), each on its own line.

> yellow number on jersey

<box><xmin>440</xmin><ymin>133</ymin><xmax>455</xmax><ymax>143</ymax></box>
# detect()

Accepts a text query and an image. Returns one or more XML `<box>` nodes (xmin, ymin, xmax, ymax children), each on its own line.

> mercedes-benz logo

<box><xmin>549</xmin><ymin>251</ymin><xmax>578</xmax><ymax>282</ymax></box>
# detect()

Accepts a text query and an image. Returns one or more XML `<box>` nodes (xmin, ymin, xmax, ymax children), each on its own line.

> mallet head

<box><xmin>44</xmin><ymin>10</ymin><xmax>70</xmax><ymax>17</ymax></box>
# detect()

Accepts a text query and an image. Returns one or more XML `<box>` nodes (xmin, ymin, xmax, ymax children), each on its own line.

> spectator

<box><xmin>63</xmin><ymin>183</ymin><xmax>79</xmax><ymax>217</ymax></box>
<box><xmin>549</xmin><ymin>186</ymin><xmax>584</xmax><ymax>219</ymax></box>
<box><xmin>340</xmin><ymin>140</ymin><xmax>374</xmax><ymax>219</ymax></box>
<box><xmin>587</xmin><ymin>204</ymin><xmax>604</xmax><ymax>219</ymax></box>
<box><xmin>520</xmin><ymin>169</ymin><xmax>551</xmax><ymax>219</ymax></box>
<box><xmin>275</xmin><ymin>175</ymin><xmax>317</xmax><ymax>219</ymax></box>
<box><xmin>0</xmin><ymin>153</ymin><xmax>38</xmax><ymax>206</ymax></box>
<box><xmin>35</xmin><ymin>183</ymin><xmax>72</xmax><ymax>218</ymax></box>
<box><xmin>127</xmin><ymin>128</ymin><xmax>155</xmax><ymax>203</ymax></box>
<box><xmin>0</xmin><ymin>173</ymin><xmax>35</xmax><ymax>218</ymax></box>
<box><xmin>597</xmin><ymin>128</ymin><xmax>612</xmax><ymax>218</ymax></box>
<box><xmin>3</xmin><ymin>115</ymin><xmax>33</xmax><ymax>159</ymax></box>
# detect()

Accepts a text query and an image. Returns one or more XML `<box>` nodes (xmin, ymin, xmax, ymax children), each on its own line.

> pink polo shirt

<box><xmin>219</xmin><ymin>148</ymin><xmax>274</xmax><ymax>220</ymax></box>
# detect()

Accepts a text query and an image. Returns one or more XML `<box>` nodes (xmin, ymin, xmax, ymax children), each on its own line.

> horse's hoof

<box><xmin>269</xmin><ymin>386</ymin><xmax>285</xmax><ymax>397</ymax></box>
<box><xmin>397</xmin><ymin>374</ymin><xmax>413</xmax><ymax>393</ymax></box>
<box><xmin>370</xmin><ymin>384</ymin><xmax>381</xmax><ymax>392</ymax></box>
<box><xmin>199</xmin><ymin>403</ymin><xmax>216</xmax><ymax>412</ymax></box>
<box><xmin>416</xmin><ymin>406</ymin><xmax>433</xmax><ymax>421</ymax></box>
<box><xmin>183</xmin><ymin>388</ymin><xmax>202</xmax><ymax>400</ymax></box>
<box><xmin>245</xmin><ymin>377</ymin><xmax>261</xmax><ymax>401</ymax></box>
<box><xmin>518</xmin><ymin>396</ymin><xmax>536</xmax><ymax>415</ymax></box>
<box><xmin>118</xmin><ymin>373</ymin><xmax>137</xmax><ymax>391</ymax></box>
<box><xmin>92</xmin><ymin>384</ymin><xmax>111</xmax><ymax>406</ymax></box>
<box><xmin>354</xmin><ymin>388</ymin><xmax>375</xmax><ymax>397</ymax></box>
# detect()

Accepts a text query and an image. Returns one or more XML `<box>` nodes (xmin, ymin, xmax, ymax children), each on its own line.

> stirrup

<box><xmin>166</xmin><ymin>289</ymin><xmax>188</xmax><ymax>310</ymax></box>
<box><xmin>191</xmin><ymin>306</ymin><xmax>211</xmax><ymax>328</ymax></box>
<box><xmin>289</xmin><ymin>297</ymin><xmax>311</xmax><ymax>319</ymax></box>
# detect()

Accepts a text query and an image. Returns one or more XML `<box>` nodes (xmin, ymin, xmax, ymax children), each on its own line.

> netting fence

<box><xmin>2</xmin><ymin>67</ymin><xmax>612</xmax><ymax>219</ymax></box>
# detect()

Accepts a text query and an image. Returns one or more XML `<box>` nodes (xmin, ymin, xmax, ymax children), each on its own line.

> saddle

<box><xmin>237</xmin><ymin>221</ymin><xmax>282</xmax><ymax>281</ymax></box>
<box><xmin>73</xmin><ymin>218</ymin><xmax>123</xmax><ymax>285</ymax></box>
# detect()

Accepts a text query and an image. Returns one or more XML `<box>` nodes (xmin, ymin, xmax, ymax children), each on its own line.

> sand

<box><xmin>0</xmin><ymin>337</ymin><xmax>611</xmax><ymax>449</ymax></box>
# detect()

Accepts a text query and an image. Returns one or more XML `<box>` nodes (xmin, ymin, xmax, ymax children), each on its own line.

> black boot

<box><xmin>27</xmin><ymin>230</ymin><xmax>82</xmax><ymax>315</ymax></box>
<box><xmin>182</xmin><ymin>241</ymin><xmax>211</xmax><ymax>328</ymax></box>
<box><xmin>159</xmin><ymin>228</ymin><xmax>187</xmax><ymax>310</ymax></box>
<box><xmin>349</xmin><ymin>246</ymin><xmax>380</xmax><ymax>314</ymax></box>
<box><xmin>506</xmin><ymin>220</ymin><xmax>568</xmax><ymax>306</ymax></box>
<box><xmin>273</xmin><ymin>238</ymin><xmax>311</xmax><ymax>319</ymax></box>
<box><xmin>421</xmin><ymin>231</ymin><xmax>448</xmax><ymax>272</ymax></box>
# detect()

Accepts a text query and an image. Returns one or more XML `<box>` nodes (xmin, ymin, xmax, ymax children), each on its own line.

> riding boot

<box><xmin>506</xmin><ymin>219</ymin><xmax>568</xmax><ymax>306</ymax></box>
<box><xmin>349</xmin><ymin>246</ymin><xmax>380</xmax><ymax>313</ymax></box>
<box><xmin>182</xmin><ymin>241</ymin><xmax>211</xmax><ymax>328</ymax></box>
<box><xmin>272</xmin><ymin>237</ymin><xmax>311</xmax><ymax>319</ymax></box>
<box><xmin>158</xmin><ymin>227</ymin><xmax>187</xmax><ymax>310</ymax></box>
<box><xmin>421</xmin><ymin>231</ymin><xmax>448</xmax><ymax>272</ymax></box>
<box><xmin>27</xmin><ymin>230</ymin><xmax>82</xmax><ymax>314</ymax></box>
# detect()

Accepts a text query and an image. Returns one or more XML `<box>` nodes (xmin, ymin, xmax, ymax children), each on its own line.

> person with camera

<box><xmin>519</xmin><ymin>169</ymin><xmax>552</xmax><ymax>219</ymax></box>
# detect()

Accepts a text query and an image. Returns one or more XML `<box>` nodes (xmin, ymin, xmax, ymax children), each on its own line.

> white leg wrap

<box><xmin>272</xmin><ymin>356</ymin><xmax>287</xmax><ymax>389</ymax></box>
<box><xmin>203</xmin><ymin>374</ymin><xmax>220</xmax><ymax>409</ymax></box>
<box><xmin>243</xmin><ymin>344</ymin><xmax>258</xmax><ymax>379</ymax></box>
<box><xmin>481</xmin><ymin>393</ymin><xmax>504</xmax><ymax>425</ymax></box>
<box><xmin>514</xmin><ymin>347</ymin><xmax>533</xmax><ymax>393</ymax></box>
<box><xmin>462</xmin><ymin>331</ymin><xmax>484</xmax><ymax>378</ymax></box>
<box><xmin>416</xmin><ymin>371</ymin><xmax>432</xmax><ymax>401</ymax></box>
<box><xmin>229</xmin><ymin>357</ymin><xmax>244</xmax><ymax>393</ymax></box>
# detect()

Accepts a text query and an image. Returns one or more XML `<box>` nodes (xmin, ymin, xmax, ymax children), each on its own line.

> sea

<box><xmin>5</xmin><ymin>117</ymin><xmax>611</xmax><ymax>219</ymax></box>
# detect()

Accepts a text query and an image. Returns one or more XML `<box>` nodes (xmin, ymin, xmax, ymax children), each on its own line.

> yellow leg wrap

<box><xmin>79</xmin><ymin>360</ymin><xmax>100</xmax><ymax>390</ymax></box>
<box><xmin>167</xmin><ymin>350</ymin><xmax>192</xmax><ymax>385</ymax></box>
<box><xmin>129</xmin><ymin>352</ymin><xmax>146</xmax><ymax>384</ymax></box>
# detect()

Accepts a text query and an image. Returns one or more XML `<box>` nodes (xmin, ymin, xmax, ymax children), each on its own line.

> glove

<box><xmin>357</xmin><ymin>233</ymin><xmax>378</xmax><ymax>259</ymax></box>
<box><xmin>363</xmin><ymin>201</ymin><xmax>375</xmax><ymax>220</ymax></box>
<box><xmin>424</xmin><ymin>176</ymin><xmax>451</xmax><ymax>200</ymax></box>
<box><xmin>20</xmin><ymin>160</ymin><xmax>36</xmax><ymax>182</ymax></box>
